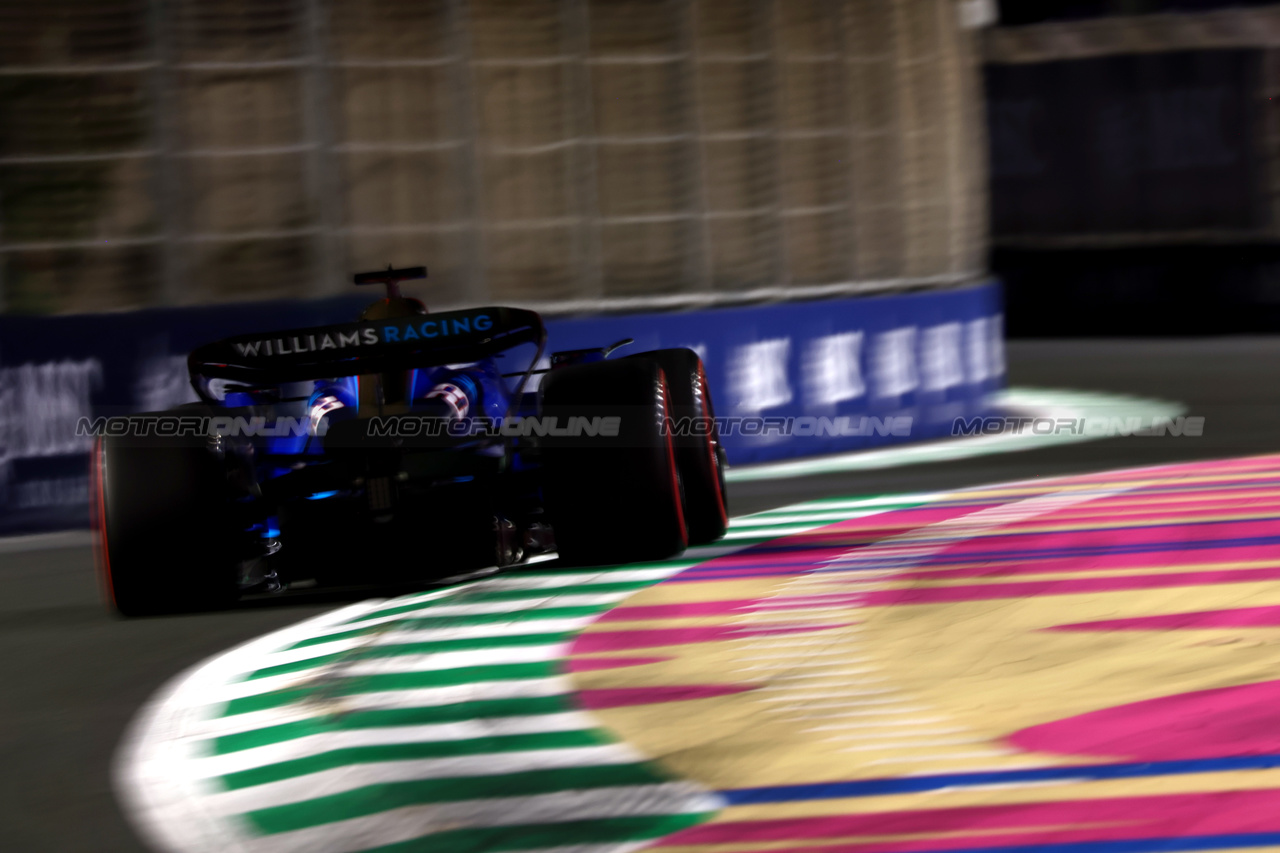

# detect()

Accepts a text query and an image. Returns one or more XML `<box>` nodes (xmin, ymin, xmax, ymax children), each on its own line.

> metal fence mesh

<box><xmin>0</xmin><ymin>0</ymin><xmax>987</xmax><ymax>314</ymax></box>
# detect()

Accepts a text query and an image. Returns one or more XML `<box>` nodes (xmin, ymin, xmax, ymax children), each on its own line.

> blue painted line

<box><xmin>675</xmin><ymin>532</ymin><xmax>1280</xmax><ymax>582</ymax></box>
<box><xmin>720</xmin><ymin>754</ymin><xmax>1280</xmax><ymax>805</ymax></box>
<box><xmin>729</xmin><ymin>528</ymin><xmax>1280</xmax><ymax>567</ymax></box>
<box><xmin>899</xmin><ymin>536</ymin><xmax>1280</xmax><ymax>567</ymax></box>
<box><xmin>793</xmin><ymin>833</ymin><xmax>1280</xmax><ymax>853</ymax></box>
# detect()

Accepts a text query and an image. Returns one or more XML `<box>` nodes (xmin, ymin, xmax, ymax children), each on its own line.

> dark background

<box><xmin>998</xmin><ymin>0</ymin><xmax>1278</xmax><ymax>26</ymax></box>
<box><xmin>986</xmin><ymin>6</ymin><xmax>1280</xmax><ymax>336</ymax></box>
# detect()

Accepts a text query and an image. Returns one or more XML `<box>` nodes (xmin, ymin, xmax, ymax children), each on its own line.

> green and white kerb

<box><xmin>115</xmin><ymin>494</ymin><xmax>932</xmax><ymax>853</ymax></box>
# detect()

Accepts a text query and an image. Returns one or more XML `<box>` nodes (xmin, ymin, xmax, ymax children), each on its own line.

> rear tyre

<box><xmin>540</xmin><ymin>358</ymin><xmax>688</xmax><ymax>566</ymax></box>
<box><xmin>630</xmin><ymin>348</ymin><xmax>727</xmax><ymax>545</ymax></box>
<box><xmin>93</xmin><ymin>423</ymin><xmax>239</xmax><ymax>616</ymax></box>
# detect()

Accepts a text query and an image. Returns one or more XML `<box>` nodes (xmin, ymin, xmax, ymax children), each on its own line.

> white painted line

<box><xmin>720</xmin><ymin>525</ymin><xmax>826</xmax><ymax>540</ymax></box>
<box><xmin>681</xmin><ymin>544</ymin><xmax>746</xmax><ymax>559</ymax></box>
<box><xmin>322</xmin><ymin>591</ymin><xmax>639</xmax><ymax>633</ymax></box>
<box><xmin>730</xmin><ymin>509</ymin><xmax>891</xmax><ymax>527</ymax></box>
<box><xmin>193</xmin><ymin>712</ymin><xmax>599</xmax><ymax>777</ymax></box>
<box><xmin>487</xmin><ymin>567</ymin><xmax>692</xmax><ymax>589</ymax></box>
<box><xmin>726</xmin><ymin>388</ymin><xmax>1184</xmax><ymax>483</ymax></box>
<box><xmin>225</xmin><ymin>783</ymin><xmax>720</xmax><ymax>853</ymax></box>
<box><xmin>313</xmin><ymin>643</ymin><xmax>571</xmax><ymax>677</ymax></box>
<box><xmin>204</xmin><ymin>675</ymin><xmax>570</xmax><ymax>714</ymax></box>
<box><xmin>248</xmin><ymin>619</ymin><xmax>593</xmax><ymax>672</ymax></box>
<box><xmin>783</xmin><ymin>494</ymin><xmax>946</xmax><ymax>511</ymax></box>
<box><xmin>203</xmin><ymin>744</ymin><xmax>641</xmax><ymax>815</ymax></box>
<box><xmin>194</xmin><ymin>643</ymin><xmax>569</xmax><ymax>704</ymax></box>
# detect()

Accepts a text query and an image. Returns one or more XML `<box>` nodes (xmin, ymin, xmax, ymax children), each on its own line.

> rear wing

<box><xmin>188</xmin><ymin>306</ymin><xmax>545</xmax><ymax>395</ymax></box>
<box><xmin>353</xmin><ymin>265</ymin><xmax>426</xmax><ymax>287</ymax></box>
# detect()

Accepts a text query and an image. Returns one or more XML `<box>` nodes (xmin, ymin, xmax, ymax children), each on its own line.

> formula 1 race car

<box><xmin>92</xmin><ymin>267</ymin><xmax>727</xmax><ymax>616</ymax></box>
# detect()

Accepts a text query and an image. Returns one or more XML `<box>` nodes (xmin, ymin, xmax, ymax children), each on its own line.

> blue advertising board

<box><xmin>0</xmin><ymin>280</ymin><xmax>1003</xmax><ymax>533</ymax></box>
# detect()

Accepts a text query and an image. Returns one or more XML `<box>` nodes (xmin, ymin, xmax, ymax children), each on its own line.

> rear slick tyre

<box><xmin>540</xmin><ymin>358</ymin><xmax>688</xmax><ymax>566</ymax></box>
<box><xmin>630</xmin><ymin>348</ymin><xmax>728</xmax><ymax>545</ymax></box>
<box><xmin>94</xmin><ymin>430</ymin><xmax>238</xmax><ymax>617</ymax></box>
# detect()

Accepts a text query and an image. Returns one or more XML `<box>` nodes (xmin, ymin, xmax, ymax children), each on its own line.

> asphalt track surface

<box><xmin>3</xmin><ymin>338</ymin><xmax>1279</xmax><ymax>853</ymax></box>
